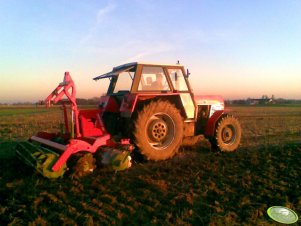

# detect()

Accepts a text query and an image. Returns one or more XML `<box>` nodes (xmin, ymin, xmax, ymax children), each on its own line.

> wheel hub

<box><xmin>148</xmin><ymin>119</ymin><xmax>168</xmax><ymax>142</ymax></box>
<box><xmin>222</xmin><ymin>126</ymin><xmax>235</xmax><ymax>144</ymax></box>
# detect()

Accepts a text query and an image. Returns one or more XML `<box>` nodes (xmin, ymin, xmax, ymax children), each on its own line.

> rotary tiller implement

<box><xmin>16</xmin><ymin>72</ymin><xmax>132</xmax><ymax>179</ymax></box>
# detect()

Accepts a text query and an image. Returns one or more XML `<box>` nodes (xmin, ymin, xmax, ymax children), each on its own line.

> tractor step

<box><xmin>16</xmin><ymin>141</ymin><xmax>67</xmax><ymax>179</ymax></box>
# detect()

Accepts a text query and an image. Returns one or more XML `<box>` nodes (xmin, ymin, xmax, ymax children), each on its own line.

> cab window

<box><xmin>114</xmin><ymin>71</ymin><xmax>134</xmax><ymax>93</ymax></box>
<box><xmin>168</xmin><ymin>69</ymin><xmax>188</xmax><ymax>91</ymax></box>
<box><xmin>138</xmin><ymin>66</ymin><xmax>170</xmax><ymax>91</ymax></box>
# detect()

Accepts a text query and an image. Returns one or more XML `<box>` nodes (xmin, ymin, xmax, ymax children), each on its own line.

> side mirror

<box><xmin>186</xmin><ymin>69</ymin><xmax>190</xmax><ymax>78</ymax></box>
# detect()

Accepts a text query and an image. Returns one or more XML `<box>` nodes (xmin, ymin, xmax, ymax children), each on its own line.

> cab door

<box><xmin>166</xmin><ymin>67</ymin><xmax>196</xmax><ymax>119</ymax></box>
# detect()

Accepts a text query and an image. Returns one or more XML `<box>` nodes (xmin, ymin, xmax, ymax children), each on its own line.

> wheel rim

<box><xmin>221</xmin><ymin>125</ymin><xmax>236</xmax><ymax>144</ymax></box>
<box><xmin>146</xmin><ymin>113</ymin><xmax>175</xmax><ymax>150</ymax></box>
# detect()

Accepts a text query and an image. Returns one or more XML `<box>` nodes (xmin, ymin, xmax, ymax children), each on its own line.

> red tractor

<box><xmin>17</xmin><ymin>62</ymin><xmax>241</xmax><ymax>178</ymax></box>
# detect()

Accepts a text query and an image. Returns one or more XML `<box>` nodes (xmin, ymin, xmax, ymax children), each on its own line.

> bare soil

<box><xmin>0</xmin><ymin>105</ymin><xmax>300</xmax><ymax>225</ymax></box>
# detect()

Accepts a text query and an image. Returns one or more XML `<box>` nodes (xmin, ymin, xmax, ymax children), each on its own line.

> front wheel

<box><xmin>211</xmin><ymin>115</ymin><xmax>241</xmax><ymax>152</ymax></box>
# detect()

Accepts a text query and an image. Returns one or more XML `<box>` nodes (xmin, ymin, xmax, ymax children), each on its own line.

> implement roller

<box><xmin>16</xmin><ymin>141</ymin><xmax>67</xmax><ymax>178</ymax></box>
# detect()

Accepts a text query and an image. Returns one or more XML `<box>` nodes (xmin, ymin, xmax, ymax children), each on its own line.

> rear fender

<box><xmin>120</xmin><ymin>93</ymin><xmax>187</xmax><ymax>119</ymax></box>
<box><xmin>204</xmin><ymin>110</ymin><xmax>226</xmax><ymax>137</ymax></box>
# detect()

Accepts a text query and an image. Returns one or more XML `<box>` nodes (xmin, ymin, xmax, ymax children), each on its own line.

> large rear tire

<box><xmin>212</xmin><ymin>115</ymin><xmax>241</xmax><ymax>152</ymax></box>
<box><xmin>133</xmin><ymin>100</ymin><xmax>183</xmax><ymax>161</ymax></box>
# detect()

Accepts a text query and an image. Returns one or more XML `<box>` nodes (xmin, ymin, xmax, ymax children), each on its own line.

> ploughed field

<box><xmin>0</xmin><ymin>105</ymin><xmax>300</xmax><ymax>225</ymax></box>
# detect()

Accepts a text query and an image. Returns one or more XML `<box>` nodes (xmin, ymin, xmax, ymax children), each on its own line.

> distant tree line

<box><xmin>1</xmin><ymin>96</ymin><xmax>300</xmax><ymax>106</ymax></box>
<box><xmin>226</xmin><ymin>97</ymin><xmax>301</xmax><ymax>105</ymax></box>
<box><xmin>0</xmin><ymin>97</ymin><xmax>100</xmax><ymax>106</ymax></box>
<box><xmin>54</xmin><ymin>97</ymin><xmax>100</xmax><ymax>105</ymax></box>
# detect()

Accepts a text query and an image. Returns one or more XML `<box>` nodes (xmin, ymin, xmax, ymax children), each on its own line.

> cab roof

<box><xmin>93</xmin><ymin>62</ymin><xmax>184</xmax><ymax>80</ymax></box>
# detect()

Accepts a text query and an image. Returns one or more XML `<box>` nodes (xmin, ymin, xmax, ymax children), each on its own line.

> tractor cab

<box><xmin>94</xmin><ymin>62</ymin><xmax>196</xmax><ymax>120</ymax></box>
<box><xmin>93</xmin><ymin>62</ymin><xmax>191</xmax><ymax>94</ymax></box>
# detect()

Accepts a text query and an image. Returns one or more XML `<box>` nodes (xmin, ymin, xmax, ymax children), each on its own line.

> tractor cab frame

<box><xmin>94</xmin><ymin>62</ymin><xmax>196</xmax><ymax>121</ymax></box>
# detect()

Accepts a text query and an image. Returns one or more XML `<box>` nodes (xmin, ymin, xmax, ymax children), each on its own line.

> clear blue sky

<box><xmin>0</xmin><ymin>0</ymin><xmax>300</xmax><ymax>103</ymax></box>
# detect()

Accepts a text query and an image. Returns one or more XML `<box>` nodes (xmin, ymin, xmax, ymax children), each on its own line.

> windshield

<box><xmin>94</xmin><ymin>64</ymin><xmax>136</xmax><ymax>94</ymax></box>
<box><xmin>138</xmin><ymin>66</ymin><xmax>170</xmax><ymax>91</ymax></box>
<box><xmin>114</xmin><ymin>71</ymin><xmax>134</xmax><ymax>93</ymax></box>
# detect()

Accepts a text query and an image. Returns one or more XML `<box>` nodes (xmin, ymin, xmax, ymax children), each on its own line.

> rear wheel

<box><xmin>211</xmin><ymin>115</ymin><xmax>241</xmax><ymax>152</ymax></box>
<box><xmin>133</xmin><ymin>100</ymin><xmax>183</xmax><ymax>161</ymax></box>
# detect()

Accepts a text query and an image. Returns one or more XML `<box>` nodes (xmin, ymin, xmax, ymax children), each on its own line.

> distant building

<box><xmin>247</xmin><ymin>95</ymin><xmax>275</xmax><ymax>105</ymax></box>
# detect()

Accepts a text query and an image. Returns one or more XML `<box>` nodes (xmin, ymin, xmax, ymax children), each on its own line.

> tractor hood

<box><xmin>194</xmin><ymin>95</ymin><xmax>224</xmax><ymax>106</ymax></box>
